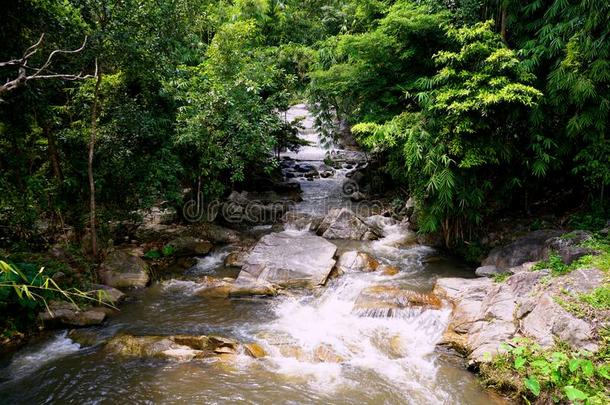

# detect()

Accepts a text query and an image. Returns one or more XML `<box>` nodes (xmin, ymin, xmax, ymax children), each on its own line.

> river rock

<box><xmin>435</xmin><ymin>268</ymin><xmax>600</xmax><ymax>363</ymax></box>
<box><xmin>68</xmin><ymin>329</ymin><xmax>105</xmax><ymax>347</ymax></box>
<box><xmin>353</xmin><ymin>285</ymin><xmax>443</xmax><ymax>316</ymax></box>
<box><xmin>98</xmin><ymin>250</ymin><xmax>150</xmax><ymax>288</ymax></box>
<box><xmin>282</xmin><ymin>211</ymin><xmax>323</xmax><ymax>232</ymax></box>
<box><xmin>318</xmin><ymin>164</ymin><xmax>335</xmax><ymax>178</ymax></box>
<box><xmin>481</xmin><ymin>229</ymin><xmax>563</xmax><ymax>271</ymax></box>
<box><xmin>474</xmin><ymin>265</ymin><xmax>505</xmax><ymax>278</ymax></box>
<box><xmin>224</xmin><ymin>250</ymin><xmax>249</xmax><ymax>267</ymax></box>
<box><xmin>90</xmin><ymin>284</ymin><xmax>125</xmax><ymax>305</ymax></box>
<box><xmin>196</xmin><ymin>223</ymin><xmax>243</xmax><ymax>244</ymax></box>
<box><xmin>243</xmin><ymin>343</ymin><xmax>266</xmax><ymax>358</ymax></box>
<box><xmin>229</xmin><ymin>281</ymin><xmax>277</xmax><ymax>297</ymax></box>
<box><xmin>166</xmin><ymin>237</ymin><xmax>212</xmax><ymax>257</ymax></box>
<box><xmin>39</xmin><ymin>301</ymin><xmax>106</xmax><ymax>327</ymax></box>
<box><xmin>313</xmin><ymin>344</ymin><xmax>344</xmax><ymax>363</ymax></box>
<box><xmin>378</xmin><ymin>264</ymin><xmax>400</xmax><ymax>276</ymax></box>
<box><xmin>335</xmin><ymin>251</ymin><xmax>379</xmax><ymax>274</ymax></box>
<box><xmin>318</xmin><ymin>208</ymin><xmax>381</xmax><ymax>240</ymax></box>
<box><xmin>194</xmin><ymin>276</ymin><xmax>233</xmax><ymax>298</ymax></box>
<box><xmin>364</xmin><ymin>215</ymin><xmax>398</xmax><ymax>231</ymax></box>
<box><xmin>233</xmin><ymin>231</ymin><xmax>337</xmax><ymax>291</ymax></box>
<box><xmin>106</xmin><ymin>334</ymin><xmax>239</xmax><ymax>361</ymax></box>
<box><xmin>521</xmin><ymin>294</ymin><xmax>598</xmax><ymax>351</ymax></box>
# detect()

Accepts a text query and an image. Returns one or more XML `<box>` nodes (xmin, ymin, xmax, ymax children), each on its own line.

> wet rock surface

<box><xmin>98</xmin><ymin>250</ymin><xmax>150</xmax><ymax>288</ymax></box>
<box><xmin>165</xmin><ymin>237</ymin><xmax>212</xmax><ymax>257</ymax></box>
<box><xmin>318</xmin><ymin>208</ymin><xmax>382</xmax><ymax>240</ymax></box>
<box><xmin>105</xmin><ymin>334</ymin><xmax>246</xmax><ymax>361</ymax></box>
<box><xmin>354</xmin><ymin>285</ymin><xmax>443</xmax><ymax>316</ymax></box>
<box><xmin>480</xmin><ymin>229</ymin><xmax>563</xmax><ymax>271</ymax></box>
<box><xmin>335</xmin><ymin>251</ymin><xmax>379</xmax><ymax>274</ymax></box>
<box><xmin>39</xmin><ymin>301</ymin><xmax>107</xmax><ymax>327</ymax></box>
<box><xmin>233</xmin><ymin>231</ymin><xmax>337</xmax><ymax>291</ymax></box>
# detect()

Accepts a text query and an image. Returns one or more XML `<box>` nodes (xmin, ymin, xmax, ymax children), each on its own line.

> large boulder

<box><xmin>318</xmin><ymin>208</ymin><xmax>381</xmax><ymax>240</ymax></box>
<box><xmin>98</xmin><ymin>250</ymin><xmax>150</xmax><ymax>288</ymax></box>
<box><xmin>474</xmin><ymin>265</ymin><xmax>505</xmax><ymax>278</ymax></box>
<box><xmin>166</xmin><ymin>237</ymin><xmax>212</xmax><ymax>257</ymax></box>
<box><xmin>281</xmin><ymin>211</ymin><xmax>323</xmax><ymax>232</ymax></box>
<box><xmin>435</xmin><ymin>269</ymin><xmax>600</xmax><ymax>363</ymax></box>
<box><xmin>520</xmin><ymin>294</ymin><xmax>597</xmax><ymax>351</ymax></box>
<box><xmin>480</xmin><ymin>229</ymin><xmax>563</xmax><ymax>271</ymax></box>
<box><xmin>39</xmin><ymin>301</ymin><xmax>106</xmax><ymax>327</ymax></box>
<box><xmin>364</xmin><ymin>215</ymin><xmax>398</xmax><ymax>231</ymax></box>
<box><xmin>232</xmin><ymin>231</ymin><xmax>337</xmax><ymax>292</ymax></box>
<box><xmin>196</xmin><ymin>223</ymin><xmax>243</xmax><ymax>244</ymax></box>
<box><xmin>335</xmin><ymin>251</ymin><xmax>379</xmax><ymax>274</ymax></box>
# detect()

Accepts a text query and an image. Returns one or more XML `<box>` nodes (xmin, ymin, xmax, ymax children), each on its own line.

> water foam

<box><xmin>8</xmin><ymin>332</ymin><xmax>81</xmax><ymax>378</ymax></box>
<box><xmin>187</xmin><ymin>250</ymin><xmax>228</xmax><ymax>275</ymax></box>
<box><xmin>256</xmin><ymin>271</ymin><xmax>451</xmax><ymax>400</ymax></box>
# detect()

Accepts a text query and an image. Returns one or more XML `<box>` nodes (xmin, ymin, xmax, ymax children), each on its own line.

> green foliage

<box><xmin>161</xmin><ymin>245</ymin><xmax>175</xmax><ymax>257</ymax></box>
<box><xmin>580</xmin><ymin>287</ymin><xmax>610</xmax><ymax>311</ymax></box>
<box><xmin>1</xmin><ymin>0</ymin><xmax>319</xmax><ymax>243</ymax></box>
<box><xmin>351</xmin><ymin>20</ymin><xmax>541</xmax><ymax>243</ymax></box>
<box><xmin>533</xmin><ymin>253</ymin><xmax>570</xmax><ymax>276</ymax></box>
<box><xmin>143</xmin><ymin>250</ymin><xmax>162</xmax><ymax>260</ymax></box>
<box><xmin>309</xmin><ymin>1</ymin><xmax>450</xmax><ymax>131</ymax></box>
<box><xmin>0</xmin><ymin>259</ymin><xmax>107</xmax><ymax>335</ymax></box>
<box><xmin>483</xmin><ymin>337</ymin><xmax>610</xmax><ymax>404</ymax></box>
<box><xmin>492</xmin><ymin>272</ymin><xmax>511</xmax><ymax>283</ymax></box>
<box><xmin>569</xmin><ymin>203</ymin><xmax>610</xmax><ymax>232</ymax></box>
<box><xmin>169</xmin><ymin>20</ymin><xmax>295</xmax><ymax>198</ymax></box>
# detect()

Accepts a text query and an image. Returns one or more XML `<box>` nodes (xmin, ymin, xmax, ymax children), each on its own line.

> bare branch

<box><xmin>31</xmin><ymin>36</ymin><xmax>89</xmax><ymax>79</ymax></box>
<box><xmin>0</xmin><ymin>33</ymin><xmax>95</xmax><ymax>99</ymax></box>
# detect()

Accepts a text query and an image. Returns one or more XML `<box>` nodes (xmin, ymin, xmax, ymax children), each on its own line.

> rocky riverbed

<box><xmin>0</xmin><ymin>104</ymin><xmax>524</xmax><ymax>404</ymax></box>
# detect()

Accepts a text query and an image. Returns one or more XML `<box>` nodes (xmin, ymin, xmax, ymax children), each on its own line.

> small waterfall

<box><xmin>255</xmin><ymin>271</ymin><xmax>452</xmax><ymax>401</ymax></box>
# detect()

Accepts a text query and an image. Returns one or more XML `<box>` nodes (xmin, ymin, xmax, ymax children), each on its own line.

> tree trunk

<box><xmin>88</xmin><ymin>68</ymin><xmax>102</xmax><ymax>257</ymax></box>
<box><xmin>46</xmin><ymin>126</ymin><xmax>63</xmax><ymax>181</ymax></box>
<box><xmin>500</xmin><ymin>6</ymin><xmax>508</xmax><ymax>42</ymax></box>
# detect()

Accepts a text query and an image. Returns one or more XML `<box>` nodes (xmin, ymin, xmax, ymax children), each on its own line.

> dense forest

<box><xmin>2</xmin><ymin>0</ymin><xmax>608</xmax><ymax>249</ymax></box>
<box><xmin>1</xmin><ymin>1</ymin><xmax>609</xmax><ymax>403</ymax></box>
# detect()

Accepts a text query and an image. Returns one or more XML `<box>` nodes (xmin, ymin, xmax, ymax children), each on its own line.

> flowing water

<box><xmin>0</xmin><ymin>105</ymin><xmax>506</xmax><ymax>404</ymax></box>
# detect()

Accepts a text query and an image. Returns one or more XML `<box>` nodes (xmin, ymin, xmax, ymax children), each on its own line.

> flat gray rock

<box><xmin>234</xmin><ymin>231</ymin><xmax>337</xmax><ymax>289</ymax></box>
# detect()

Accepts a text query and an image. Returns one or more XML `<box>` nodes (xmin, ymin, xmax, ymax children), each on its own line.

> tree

<box><xmin>355</xmin><ymin>21</ymin><xmax>542</xmax><ymax>244</ymax></box>
<box><xmin>0</xmin><ymin>34</ymin><xmax>96</xmax><ymax>99</ymax></box>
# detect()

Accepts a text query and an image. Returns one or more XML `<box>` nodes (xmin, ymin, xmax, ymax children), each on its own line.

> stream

<box><xmin>0</xmin><ymin>105</ymin><xmax>506</xmax><ymax>404</ymax></box>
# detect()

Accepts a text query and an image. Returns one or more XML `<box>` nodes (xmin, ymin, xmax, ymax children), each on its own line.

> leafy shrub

<box><xmin>161</xmin><ymin>245</ymin><xmax>175</xmax><ymax>257</ymax></box>
<box><xmin>143</xmin><ymin>250</ymin><xmax>162</xmax><ymax>260</ymax></box>
<box><xmin>482</xmin><ymin>337</ymin><xmax>610</xmax><ymax>404</ymax></box>
<box><xmin>533</xmin><ymin>253</ymin><xmax>570</xmax><ymax>276</ymax></box>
